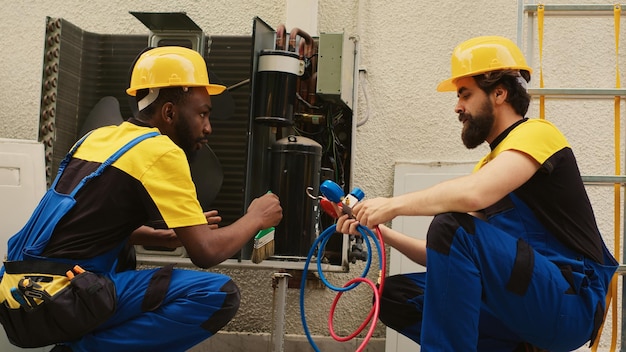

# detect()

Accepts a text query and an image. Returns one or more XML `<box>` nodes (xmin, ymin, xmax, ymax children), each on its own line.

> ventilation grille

<box><xmin>39</xmin><ymin>17</ymin><xmax>252</xmax><ymax>228</ymax></box>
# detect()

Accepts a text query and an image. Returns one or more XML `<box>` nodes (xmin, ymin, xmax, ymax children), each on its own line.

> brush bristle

<box><xmin>251</xmin><ymin>240</ymin><xmax>274</xmax><ymax>264</ymax></box>
<box><xmin>251</xmin><ymin>228</ymin><xmax>275</xmax><ymax>264</ymax></box>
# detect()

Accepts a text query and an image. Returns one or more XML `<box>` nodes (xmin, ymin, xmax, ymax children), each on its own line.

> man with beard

<box><xmin>336</xmin><ymin>36</ymin><xmax>617</xmax><ymax>351</ymax></box>
<box><xmin>2</xmin><ymin>46</ymin><xmax>283</xmax><ymax>352</ymax></box>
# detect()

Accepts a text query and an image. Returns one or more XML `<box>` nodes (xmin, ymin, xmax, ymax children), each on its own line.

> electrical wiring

<box><xmin>356</xmin><ymin>69</ymin><xmax>370</xmax><ymax>127</ymax></box>
<box><xmin>300</xmin><ymin>223</ymin><xmax>385</xmax><ymax>352</ymax></box>
<box><xmin>292</xmin><ymin>101</ymin><xmax>349</xmax><ymax>188</ymax></box>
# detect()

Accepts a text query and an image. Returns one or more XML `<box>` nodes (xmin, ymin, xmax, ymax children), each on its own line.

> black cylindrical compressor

<box><xmin>270</xmin><ymin>135</ymin><xmax>322</xmax><ymax>258</ymax></box>
<box><xmin>254</xmin><ymin>50</ymin><xmax>302</xmax><ymax>126</ymax></box>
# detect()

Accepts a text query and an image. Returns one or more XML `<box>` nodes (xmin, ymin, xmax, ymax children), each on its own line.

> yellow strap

<box><xmin>611</xmin><ymin>4</ymin><xmax>621</xmax><ymax>351</ymax></box>
<box><xmin>537</xmin><ymin>4</ymin><xmax>545</xmax><ymax>119</ymax></box>
<box><xmin>612</xmin><ymin>3</ymin><xmax>621</xmax><ymax>258</ymax></box>
<box><xmin>592</xmin><ymin>5</ymin><xmax>622</xmax><ymax>351</ymax></box>
<box><xmin>615</xmin><ymin>4</ymin><xmax>622</xmax><ymax>89</ymax></box>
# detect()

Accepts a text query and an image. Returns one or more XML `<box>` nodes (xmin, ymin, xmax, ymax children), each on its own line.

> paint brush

<box><xmin>251</xmin><ymin>226</ymin><xmax>275</xmax><ymax>264</ymax></box>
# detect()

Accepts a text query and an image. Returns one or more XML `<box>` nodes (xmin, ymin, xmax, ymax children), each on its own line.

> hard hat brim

<box><xmin>207</xmin><ymin>84</ymin><xmax>227</xmax><ymax>96</ymax></box>
<box><xmin>437</xmin><ymin>67</ymin><xmax>533</xmax><ymax>92</ymax></box>
<box><xmin>436</xmin><ymin>78</ymin><xmax>458</xmax><ymax>92</ymax></box>
<box><xmin>127</xmin><ymin>83</ymin><xmax>227</xmax><ymax>97</ymax></box>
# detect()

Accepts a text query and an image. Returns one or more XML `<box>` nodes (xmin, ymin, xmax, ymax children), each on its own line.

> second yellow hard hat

<box><xmin>437</xmin><ymin>36</ymin><xmax>532</xmax><ymax>92</ymax></box>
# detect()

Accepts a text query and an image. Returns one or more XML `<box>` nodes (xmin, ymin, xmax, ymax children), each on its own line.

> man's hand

<box><xmin>175</xmin><ymin>193</ymin><xmax>283</xmax><ymax>269</ymax></box>
<box><xmin>246</xmin><ymin>192</ymin><xmax>283</xmax><ymax>231</ymax></box>
<box><xmin>204</xmin><ymin>210</ymin><xmax>222</xmax><ymax>229</ymax></box>
<box><xmin>336</xmin><ymin>214</ymin><xmax>361</xmax><ymax>235</ymax></box>
<box><xmin>352</xmin><ymin>197</ymin><xmax>396</xmax><ymax>229</ymax></box>
<box><xmin>129</xmin><ymin>226</ymin><xmax>181</xmax><ymax>249</ymax></box>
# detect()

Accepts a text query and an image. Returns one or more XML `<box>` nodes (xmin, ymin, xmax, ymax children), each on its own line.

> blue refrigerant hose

<box><xmin>299</xmin><ymin>222</ymin><xmax>385</xmax><ymax>352</ymax></box>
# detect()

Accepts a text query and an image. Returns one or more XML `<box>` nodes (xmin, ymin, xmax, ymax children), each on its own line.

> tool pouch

<box><xmin>0</xmin><ymin>260</ymin><xmax>116</xmax><ymax>348</ymax></box>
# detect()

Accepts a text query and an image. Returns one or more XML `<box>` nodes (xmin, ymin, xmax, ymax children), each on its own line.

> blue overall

<box><xmin>380</xmin><ymin>193</ymin><xmax>617</xmax><ymax>351</ymax></box>
<box><xmin>2</xmin><ymin>132</ymin><xmax>239</xmax><ymax>352</ymax></box>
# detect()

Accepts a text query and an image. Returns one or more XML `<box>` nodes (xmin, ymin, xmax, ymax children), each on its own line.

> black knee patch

<box><xmin>558</xmin><ymin>265</ymin><xmax>577</xmax><ymax>295</ymax></box>
<box><xmin>200</xmin><ymin>280</ymin><xmax>241</xmax><ymax>334</ymax></box>
<box><xmin>426</xmin><ymin>212</ymin><xmax>475</xmax><ymax>255</ymax></box>
<box><xmin>589</xmin><ymin>301</ymin><xmax>604</xmax><ymax>347</ymax></box>
<box><xmin>505</xmin><ymin>239</ymin><xmax>534</xmax><ymax>296</ymax></box>
<box><xmin>142</xmin><ymin>264</ymin><xmax>174</xmax><ymax>312</ymax></box>
<box><xmin>378</xmin><ymin>275</ymin><xmax>424</xmax><ymax>331</ymax></box>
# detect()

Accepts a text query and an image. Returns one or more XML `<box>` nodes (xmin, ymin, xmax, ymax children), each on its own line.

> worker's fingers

<box><xmin>204</xmin><ymin>210</ymin><xmax>222</xmax><ymax>228</ymax></box>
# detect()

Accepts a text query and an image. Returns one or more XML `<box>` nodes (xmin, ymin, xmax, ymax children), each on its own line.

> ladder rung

<box><xmin>582</xmin><ymin>175</ymin><xmax>626</xmax><ymax>185</ymax></box>
<box><xmin>524</xmin><ymin>4</ymin><xmax>625</xmax><ymax>15</ymax></box>
<box><xmin>616</xmin><ymin>265</ymin><xmax>626</xmax><ymax>274</ymax></box>
<box><xmin>528</xmin><ymin>88</ymin><xmax>626</xmax><ymax>98</ymax></box>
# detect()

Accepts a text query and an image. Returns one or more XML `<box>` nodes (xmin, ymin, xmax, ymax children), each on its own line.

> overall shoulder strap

<box><xmin>49</xmin><ymin>131</ymin><xmax>93</xmax><ymax>189</ymax></box>
<box><xmin>9</xmin><ymin>131</ymin><xmax>159</xmax><ymax>261</ymax></box>
<box><xmin>69</xmin><ymin>131</ymin><xmax>160</xmax><ymax>196</ymax></box>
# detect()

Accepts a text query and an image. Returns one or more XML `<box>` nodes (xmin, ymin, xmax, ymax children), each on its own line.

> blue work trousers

<box><xmin>67</xmin><ymin>268</ymin><xmax>238</xmax><ymax>352</ymax></box>
<box><xmin>380</xmin><ymin>194</ymin><xmax>617</xmax><ymax>351</ymax></box>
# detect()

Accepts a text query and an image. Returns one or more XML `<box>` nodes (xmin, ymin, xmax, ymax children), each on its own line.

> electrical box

<box><xmin>316</xmin><ymin>33</ymin><xmax>356</xmax><ymax>110</ymax></box>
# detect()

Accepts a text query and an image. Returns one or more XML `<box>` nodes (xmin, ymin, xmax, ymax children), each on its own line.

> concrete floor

<box><xmin>189</xmin><ymin>332</ymin><xmax>385</xmax><ymax>352</ymax></box>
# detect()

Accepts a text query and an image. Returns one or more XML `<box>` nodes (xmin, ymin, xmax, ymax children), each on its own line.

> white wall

<box><xmin>1</xmin><ymin>0</ymin><xmax>625</xmax><ymax>350</ymax></box>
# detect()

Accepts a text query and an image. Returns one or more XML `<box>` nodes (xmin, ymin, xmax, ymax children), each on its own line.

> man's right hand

<box><xmin>178</xmin><ymin>192</ymin><xmax>283</xmax><ymax>268</ymax></box>
<box><xmin>246</xmin><ymin>192</ymin><xmax>283</xmax><ymax>230</ymax></box>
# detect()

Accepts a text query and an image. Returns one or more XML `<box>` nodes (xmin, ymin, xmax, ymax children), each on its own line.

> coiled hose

<box><xmin>300</xmin><ymin>223</ymin><xmax>385</xmax><ymax>352</ymax></box>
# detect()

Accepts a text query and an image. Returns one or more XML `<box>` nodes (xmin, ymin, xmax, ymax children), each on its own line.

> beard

<box><xmin>174</xmin><ymin>113</ymin><xmax>206</xmax><ymax>163</ymax></box>
<box><xmin>460</xmin><ymin>99</ymin><xmax>495</xmax><ymax>149</ymax></box>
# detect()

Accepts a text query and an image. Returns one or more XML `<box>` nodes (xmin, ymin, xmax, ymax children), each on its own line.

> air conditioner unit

<box><xmin>0</xmin><ymin>139</ymin><xmax>47</xmax><ymax>259</ymax></box>
<box><xmin>38</xmin><ymin>14</ymin><xmax>358</xmax><ymax>274</ymax></box>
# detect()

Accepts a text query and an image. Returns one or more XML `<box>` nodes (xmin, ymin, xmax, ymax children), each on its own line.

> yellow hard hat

<box><xmin>126</xmin><ymin>46</ymin><xmax>226</xmax><ymax>96</ymax></box>
<box><xmin>437</xmin><ymin>36</ymin><xmax>532</xmax><ymax>92</ymax></box>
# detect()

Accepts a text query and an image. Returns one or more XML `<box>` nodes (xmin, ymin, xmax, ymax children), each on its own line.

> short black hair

<box><xmin>135</xmin><ymin>87</ymin><xmax>192</xmax><ymax>120</ymax></box>
<box><xmin>473</xmin><ymin>70</ymin><xmax>531</xmax><ymax>117</ymax></box>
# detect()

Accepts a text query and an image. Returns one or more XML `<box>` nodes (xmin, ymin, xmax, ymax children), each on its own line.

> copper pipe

<box><xmin>308</xmin><ymin>72</ymin><xmax>318</xmax><ymax>105</ymax></box>
<box><xmin>279</xmin><ymin>27</ymin><xmax>319</xmax><ymax>108</ymax></box>
<box><xmin>275</xmin><ymin>24</ymin><xmax>287</xmax><ymax>50</ymax></box>
<box><xmin>288</xmin><ymin>27</ymin><xmax>314</xmax><ymax>59</ymax></box>
<box><xmin>295</xmin><ymin>39</ymin><xmax>308</xmax><ymax>102</ymax></box>
<box><xmin>307</xmin><ymin>41</ymin><xmax>318</xmax><ymax>106</ymax></box>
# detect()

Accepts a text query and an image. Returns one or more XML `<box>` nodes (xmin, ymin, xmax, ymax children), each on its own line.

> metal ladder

<box><xmin>518</xmin><ymin>2</ymin><xmax>626</xmax><ymax>350</ymax></box>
